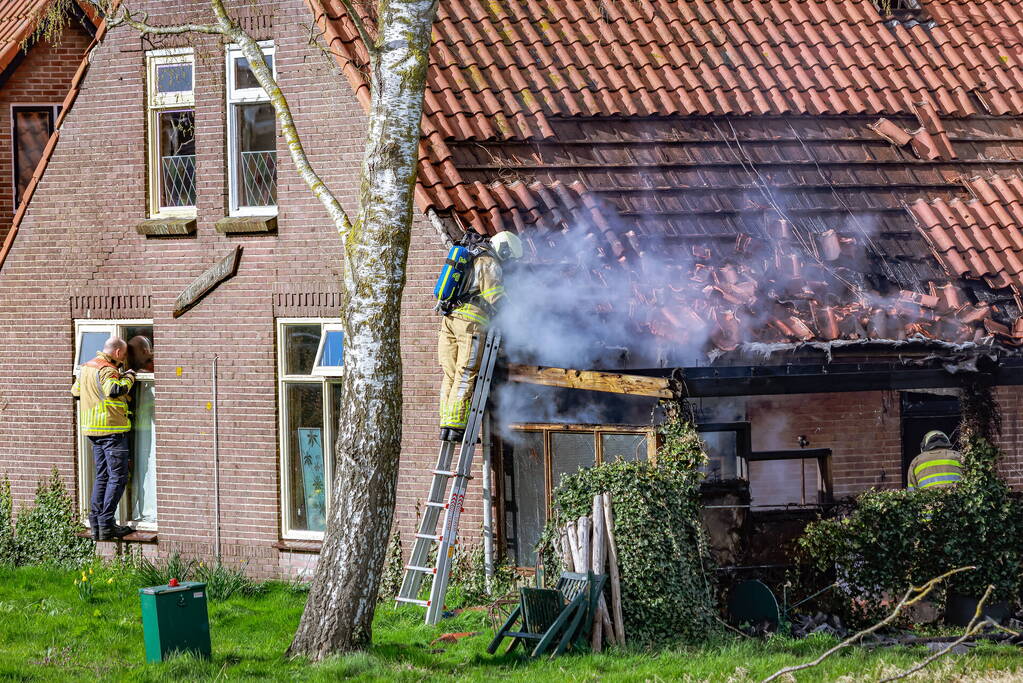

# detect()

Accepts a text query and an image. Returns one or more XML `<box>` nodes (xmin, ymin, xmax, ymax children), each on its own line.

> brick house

<box><xmin>4</xmin><ymin>0</ymin><xmax>1023</xmax><ymax>579</ymax></box>
<box><xmin>0</xmin><ymin>0</ymin><xmax>95</xmax><ymax>244</ymax></box>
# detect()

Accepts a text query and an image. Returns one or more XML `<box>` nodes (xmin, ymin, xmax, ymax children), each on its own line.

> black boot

<box><xmin>98</xmin><ymin>524</ymin><xmax>134</xmax><ymax>541</ymax></box>
<box><xmin>444</xmin><ymin>428</ymin><xmax>466</xmax><ymax>443</ymax></box>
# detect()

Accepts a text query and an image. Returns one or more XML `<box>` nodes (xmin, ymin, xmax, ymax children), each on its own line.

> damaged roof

<box><xmin>327</xmin><ymin>1</ymin><xmax>1023</xmax><ymax>355</ymax></box>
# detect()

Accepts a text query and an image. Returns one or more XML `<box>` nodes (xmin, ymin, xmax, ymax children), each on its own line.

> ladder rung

<box><xmin>406</xmin><ymin>565</ymin><xmax>436</xmax><ymax>574</ymax></box>
<box><xmin>432</xmin><ymin>469</ymin><xmax>456</xmax><ymax>477</ymax></box>
<box><xmin>395</xmin><ymin>597</ymin><xmax>430</xmax><ymax>606</ymax></box>
<box><xmin>425</xmin><ymin>501</ymin><xmax>447</xmax><ymax>508</ymax></box>
<box><xmin>415</xmin><ymin>533</ymin><xmax>442</xmax><ymax>541</ymax></box>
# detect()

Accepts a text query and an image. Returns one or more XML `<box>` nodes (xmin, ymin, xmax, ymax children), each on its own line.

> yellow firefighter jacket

<box><xmin>451</xmin><ymin>253</ymin><xmax>505</xmax><ymax>326</ymax></box>
<box><xmin>71</xmin><ymin>352</ymin><xmax>135</xmax><ymax>436</ymax></box>
<box><xmin>907</xmin><ymin>447</ymin><xmax>963</xmax><ymax>489</ymax></box>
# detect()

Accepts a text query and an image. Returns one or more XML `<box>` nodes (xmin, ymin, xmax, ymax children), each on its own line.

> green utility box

<box><xmin>139</xmin><ymin>581</ymin><xmax>211</xmax><ymax>662</ymax></box>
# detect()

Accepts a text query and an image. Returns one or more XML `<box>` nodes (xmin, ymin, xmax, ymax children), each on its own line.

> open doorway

<box><xmin>900</xmin><ymin>392</ymin><xmax>961</xmax><ymax>488</ymax></box>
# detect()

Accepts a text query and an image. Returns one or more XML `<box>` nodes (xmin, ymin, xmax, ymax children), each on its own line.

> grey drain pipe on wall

<box><xmin>212</xmin><ymin>355</ymin><xmax>222</xmax><ymax>564</ymax></box>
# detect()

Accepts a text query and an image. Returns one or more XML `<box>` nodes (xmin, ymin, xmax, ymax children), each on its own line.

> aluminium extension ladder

<box><xmin>396</xmin><ymin>328</ymin><xmax>502</xmax><ymax>625</ymax></box>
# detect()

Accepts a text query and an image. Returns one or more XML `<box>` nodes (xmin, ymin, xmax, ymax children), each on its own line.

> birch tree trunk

<box><xmin>288</xmin><ymin>0</ymin><xmax>438</xmax><ymax>659</ymax></box>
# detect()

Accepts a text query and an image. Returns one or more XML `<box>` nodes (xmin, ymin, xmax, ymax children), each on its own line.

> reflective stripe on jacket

<box><xmin>71</xmin><ymin>352</ymin><xmax>134</xmax><ymax>436</ymax></box>
<box><xmin>451</xmin><ymin>253</ymin><xmax>504</xmax><ymax>327</ymax></box>
<box><xmin>907</xmin><ymin>447</ymin><xmax>963</xmax><ymax>489</ymax></box>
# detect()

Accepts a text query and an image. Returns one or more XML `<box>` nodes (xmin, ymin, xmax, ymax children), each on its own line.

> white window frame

<box><xmin>146</xmin><ymin>48</ymin><xmax>196</xmax><ymax>219</ymax></box>
<box><xmin>311</xmin><ymin>323</ymin><xmax>344</xmax><ymax>377</ymax></box>
<box><xmin>277</xmin><ymin>318</ymin><xmax>343</xmax><ymax>540</ymax></box>
<box><xmin>226</xmin><ymin>42</ymin><xmax>277</xmax><ymax>217</ymax></box>
<box><xmin>10</xmin><ymin>103</ymin><xmax>60</xmax><ymax>205</ymax></box>
<box><xmin>73</xmin><ymin>319</ymin><xmax>157</xmax><ymax>531</ymax></box>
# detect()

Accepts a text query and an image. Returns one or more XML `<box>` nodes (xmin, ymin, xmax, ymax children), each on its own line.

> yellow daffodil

<box><xmin>73</xmin><ymin>579</ymin><xmax>79</xmax><ymax>586</ymax></box>
<box><xmin>81</xmin><ymin>572</ymin><xmax>87</xmax><ymax>581</ymax></box>
<box><xmin>89</xmin><ymin>567</ymin><xmax>94</xmax><ymax>575</ymax></box>
<box><xmin>107</xmin><ymin>577</ymin><xmax>114</xmax><ymax>584</ymax></box>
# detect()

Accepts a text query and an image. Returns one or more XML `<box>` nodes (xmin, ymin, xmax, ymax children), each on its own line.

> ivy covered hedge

<box><xmin>539</xmin><ymin>405</ymin><xmax>718</xmax><ymax>646</ymax></box>
<box><xmin>800</xmin><ymin>435</ymin><xmax>1023</xmax><ymax>622</ymax></box>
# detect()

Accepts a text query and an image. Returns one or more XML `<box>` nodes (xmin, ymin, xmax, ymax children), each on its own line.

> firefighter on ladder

<box><xmin>437</xmin><ymin>229</ymin><xmax>522</xmax><ymax>442</ymax></box>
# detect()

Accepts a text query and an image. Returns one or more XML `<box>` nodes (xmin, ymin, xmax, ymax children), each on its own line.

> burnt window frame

<box><xmin>696</xmin><ymin>421</ymin><xmax>751</xmax><ymax>481</ymax></box>
<box><xmin>500</xmin><ymin>423</ymin><xmax>656</xmax><ymax>567</ymax></box>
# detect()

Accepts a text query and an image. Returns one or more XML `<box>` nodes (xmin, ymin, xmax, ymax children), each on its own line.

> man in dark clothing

<box><xmin>71</xmin><ymin>337</ymin><xmax>136</xmax><ymax>540</ymax></box>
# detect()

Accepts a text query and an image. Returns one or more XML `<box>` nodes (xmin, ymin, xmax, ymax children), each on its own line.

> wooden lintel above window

<box><xmin>507</xmin><ymin>363</ymin><xmax>674</xmax><ymax>399</ymax></box>
<box><xmin>215</xmin><ymin>215</ymin><xmax>277</xmax><ymax>234</ymax></box>
<box><xmin>136</xmin><ymin>217</ymin><xmax>196</xmax><ymax>236</ymax></box>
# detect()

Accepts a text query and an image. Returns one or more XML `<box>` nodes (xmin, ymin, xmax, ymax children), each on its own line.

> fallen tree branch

<box><xmin>759</xmin><ymin>567</ymin><xmax>975</xmax><ymax>683</ymax></box>
<box><xmin>879</xmin><ymin>584</ymin><xmax>994</xmax><ymax>683</ymax></box>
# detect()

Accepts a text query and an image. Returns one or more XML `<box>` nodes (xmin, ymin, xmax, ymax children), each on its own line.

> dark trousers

<box><xmin>88</xmin><ymin>433</ymin><xmax>130</xmax><ymax>529</ymax></box>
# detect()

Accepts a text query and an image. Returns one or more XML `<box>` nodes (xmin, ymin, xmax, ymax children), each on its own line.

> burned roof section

<box><xmin>309</xmin><ymin>0</ymin><xmax>1023</xmax><ymax>355</ymax></box>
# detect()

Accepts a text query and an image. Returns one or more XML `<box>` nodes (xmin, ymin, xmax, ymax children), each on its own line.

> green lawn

<box><xmin>0</xmin><ymin>565</ymin><xmax>1021</xmax><ymax>682</ymax></box>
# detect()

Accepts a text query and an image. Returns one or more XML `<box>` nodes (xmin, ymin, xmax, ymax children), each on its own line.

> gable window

<box><xmin>278</xmin><ymin>319</ymin><xmax>343</xmax><ymax>539</ymax></box>
<box><xmin>227</xmin><ymin>43</ymin><xmax>277</xmax><ymax>216</ymax></box>
<box><xmin>74</xmin><ymin>321</ymin><xmax>157</xmax><ymax>528</ymax></box>
<box><xmin>12</xmin><ymin>105</ymin><xmax>59</xmax><ymax>205</ymax></box>
<box><xmin>502</xmin><ymin>424</ymin><xmax>654</xmax><ymax>566</ymax></box>
<box><xmin>147</xmin><ymin>49</ymin><xmax>196</xmax><ymax>217</ymax></box>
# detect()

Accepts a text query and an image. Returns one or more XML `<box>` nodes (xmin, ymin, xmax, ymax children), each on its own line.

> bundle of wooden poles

<box><xmin>558</xmin><ymin>492</ymin><xmax>626</xmax><ymax>652</ymax></box>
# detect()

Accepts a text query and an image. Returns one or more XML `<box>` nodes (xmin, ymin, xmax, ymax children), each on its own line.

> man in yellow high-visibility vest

<box><xmin>72</xmin><ymin>337</ymin><xmax>136</xmax><ymax>540</ymax></box>
<box><xmin>907</xmin><ymin>430</ymin><xmax>963</xmax><ymax>490</ymax></box>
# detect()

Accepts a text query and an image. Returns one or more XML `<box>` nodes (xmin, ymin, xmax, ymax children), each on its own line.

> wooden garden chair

<box><xmin>487</xmin><ymin>571</ymin><xmax>607</xmax><ymax>658</ymax></box>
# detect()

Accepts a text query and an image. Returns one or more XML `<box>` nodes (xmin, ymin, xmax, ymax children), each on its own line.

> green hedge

<box><xmin>539</xmin><ymin>406</ymin><xmax>718</xmax><ymax>646</ymax></box>
<box><xmin>800</xmin><ymin>437</ymin><xmax>1023</xmax><ymax>622</ymax></box>
<box><xmin>7</xmin><ymin>468</ymin><xmax>93</xmax><ymax>568</ymax></box>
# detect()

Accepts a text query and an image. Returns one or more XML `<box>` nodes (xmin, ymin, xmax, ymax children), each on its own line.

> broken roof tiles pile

<box><xmin>315</xmin><ymin>1</ymin><xmax>1023</xmax><ymax>352</ymax></box>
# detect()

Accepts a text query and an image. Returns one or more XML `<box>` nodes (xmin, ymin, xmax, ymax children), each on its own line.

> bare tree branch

<box><xmin>336</xmin><ymin>0</ymin><xmax>377</xmax><ymax>65</ymax></box>
<box><xmin>879</xmin><ymin>584</ymin><xmax>995</xmax><ymax>683</ymax></box>
<box><xmin>760</xmin><ymin>567</ymin><xmax>976</xmax><ymax>683</ymax></box>
<box><xmin>116</xmin><ymin>9</ymin><xmax>221</xmax><ymax>34</ymax></box>
<box><xmin>79</xmin><ymin>0</ymin><xmax>221</xmax><ymax>33</ymax></box>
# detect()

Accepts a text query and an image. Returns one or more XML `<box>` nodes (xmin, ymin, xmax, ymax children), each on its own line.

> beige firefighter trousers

<box><xmin>438</xmin><ymin>315</ymin><xmax>484</xmax><ymax>429</ymax></box>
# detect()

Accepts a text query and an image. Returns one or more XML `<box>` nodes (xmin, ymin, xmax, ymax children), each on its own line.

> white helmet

<box><xmin>490</xmin><ymin>231</ymin><xmax>523</xmax><ymax>261</ymax></box>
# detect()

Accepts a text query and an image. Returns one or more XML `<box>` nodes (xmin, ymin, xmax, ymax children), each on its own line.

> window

<box><xmin>312</xmin><ymin>324</ymin><xmax>344</xmax><ymax>377</ymax></box>
<box><xmin>746</xmin><ymin>449</ymin><xmax>833</xmax><ymax>509</ymax></box>
<box><xmin>12</xmin><ymin>105</ymin><xmax>58</xmax><ymax>205</ymax></box>
<box><xmin>227</xmin><ymin>43</ymin><xmax>277</xmax><ymax>215</ymax></box>
<box><xmin>74</xmin><ymin>320</ymin><xmax>157</xmax><ymax>528</ymax></box>
<box><xmin>146</xmin><ymin>49</ymin><xmax>196</xmax><ymax>217</ymax></box>
<box><xmin>278</xmin><ymin>319</ymin><xmax>343</xmax><ymax>538</ymax></box>
<box><xmin>697</xmin><ymin>422</ymin><xmax>750</xmax><ymax>481</ymax></box>
<box><xmin>502</xmin><ymin>424</ymin><xmax>654</xmax><ymax>566</ymax></box>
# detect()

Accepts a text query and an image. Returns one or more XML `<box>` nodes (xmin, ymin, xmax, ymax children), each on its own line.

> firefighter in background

<box><xmin>908</xmin><ymin>430</ymin><xmax>963</xmax><ymax>489</ymax></box>
<box><xmin>436</xmin><ymin>229</ymin><xmax>523</xmax><ymax>442</ymax></box>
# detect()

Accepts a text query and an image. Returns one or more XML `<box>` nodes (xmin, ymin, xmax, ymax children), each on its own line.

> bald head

<box><xmin>103</xmin><ymin>337</ymin><xmax>128</xmax><ymax>363</ymax></box>
<box><xmin>127</xmin><ymin>335</ymin><xmax>153</xmax><ymax>372</ymax></box>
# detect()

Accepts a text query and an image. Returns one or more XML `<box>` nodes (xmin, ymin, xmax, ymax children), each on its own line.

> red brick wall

<box><xmin>993</xmin><ymin>385</ymin><xmax>1023</xmax><ymax>490</ymax></box>
<box><xmin>747</xmin><ymin>391</ymin><xmax>903</xmax><ymax>499</ymax></box>
<box><xmin>0</xmin><ymin>26</ymin><xmax>93</xmax><ymax>243</ymax></box>
<box><xmin>0</xmin><ymin>0</ymin><xmax>447</xmax><ymax>579</ymax></box>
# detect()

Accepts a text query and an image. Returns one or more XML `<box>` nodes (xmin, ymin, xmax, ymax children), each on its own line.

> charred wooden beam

<box><xmin>506</xmin><ymin>363</ymin><xmax>674</xmax><ymax>398</ymax></box>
